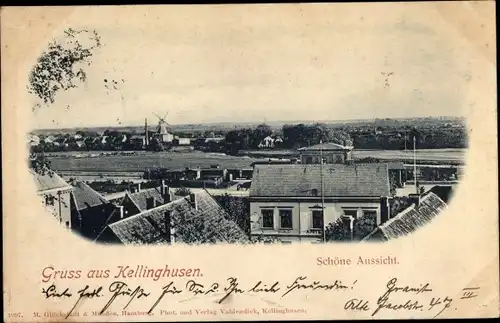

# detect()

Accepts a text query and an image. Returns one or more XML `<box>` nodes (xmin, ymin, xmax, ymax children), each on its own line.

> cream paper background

<box><xmin>2</xmin><ymin>2</ymin><xmax>499</xmax><ymax>321</ymax></box>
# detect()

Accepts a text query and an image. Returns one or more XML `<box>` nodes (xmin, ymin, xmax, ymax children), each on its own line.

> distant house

<box><xmin>44</xmin><ymin>135</ymin><xmax>56</xmax><ymax>144</ymax></box>
<box><xmin>298</xmin><ymin>142</ymin><xmax>354</xmax><ymax>164</ymax></box>
<box><xmin>258</xmin><ymin>136</ymin><xmax>275</xmax><ymax>148</ymax></box>
<box><xmin>31</xmin><ymin>170</ymin><xmax>74</xmax><ymax>230</ymax></box>
<box><xmin>204</xmin><ymin>137</ymin><xmax>225</xmax><ymax>144</ymax></box>
<box><xmin>361</xmin><ymin>192</ymin><xmax>447</xmax><ymax>242</ymax></box>
<box><xmin>28</xmin><ymin>134</ymin><xmax>40</xmax><ymax>146</ymax></box>
<box><xmin>74</xmin><ymin>134</ymin><xmax>83</xmax><ymax>140</ymax></box>
<box><xmin>177</xmin><ymin>138</ymin><xmax>191</xmax><ymax>146</ymax></box>
<box><xmin>54</xmin><ymin>137</ymin><xmax>68</xmax><ymax>147</ymax></box>
<box><xmin>249</xmin><ymin>163</ymin><xmax>390</xmax><ymax>243</ymax></box>
<box><xmin>95</xmin><ymin>190</ymin><xmax>249</xmax><ymax>245</ymax></box>
<box><xmin>130</xmin><ymin>135</ymin><xmax>146</xmax><ymax>147</ymax></box>
<box><xmin>75</xmin><ymin>141</ymin><xmax>86</xmax><ymax>149</ymax></box>
<box><xmin>70</xmin><ymin>181</ymin><xmax>116</xmax><ymax>239</ymax></box>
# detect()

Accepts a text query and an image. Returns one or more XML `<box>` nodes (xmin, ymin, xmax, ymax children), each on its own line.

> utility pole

<box><xmin>413</xmin><ymin>135</ymin><xmax>418</xmax><ymax>194</ymax></box>
<box><xmin>320</xmin><ymin>140</ymin><xmax>326</xmax><ymax>242</ymax></box>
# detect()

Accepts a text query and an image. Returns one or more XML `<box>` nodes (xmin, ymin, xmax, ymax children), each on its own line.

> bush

<box><xmin>174</xmin><ymin>187</ymin><xmax>192</xmax><ymax>197</ymax></box>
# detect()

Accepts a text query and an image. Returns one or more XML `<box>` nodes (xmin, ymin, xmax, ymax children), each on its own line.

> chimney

<box><xmin>189</xmin><ymin>193</ymin><xmax>198</xmax><ymax>210</ymax></box>
<box><xmin>164</xmin><ymin>210</ymin><xmax>173</xmax><ymax>244</ymax></box>
<box><xmin>160</xmin><ymin>180</ymin><xmax>171</xmax><ymax>203</ymax></box>
<box><xmin>118</xmin><ymin>206</ymin><xmax>124</xmax><ymax>219</ymax></box>
<box><xmin>145</xmin><ymin>118</ymin><xmax>149</xmax><ymax>146</ymax></box>
<box><xmin>409</xmin><ymin>193</ymin><xmax>420</xmax><ymax>207</ymax></box>
<box><xmin>380</xmin><ymin>197</ymin><xmax>390</xmax><ymax>223</ymax></box>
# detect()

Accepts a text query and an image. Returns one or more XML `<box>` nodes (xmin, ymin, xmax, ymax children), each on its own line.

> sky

<box><xmin>24</xmin><ymin>3</ymin><xmax>492</xmax><ymax>129</ymax></box>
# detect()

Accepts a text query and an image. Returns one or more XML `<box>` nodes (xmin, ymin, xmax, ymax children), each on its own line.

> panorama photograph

<box><xmin>27</xmin><ymin>5</ymin><xmax>467</xmax><ymax>245</ymax></box>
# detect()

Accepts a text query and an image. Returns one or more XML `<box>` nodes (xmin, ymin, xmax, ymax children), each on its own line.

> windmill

<box><xmin>153</xmin><ymin>112</ymin><xmax>173</xmax><ymax>143</ymax></box>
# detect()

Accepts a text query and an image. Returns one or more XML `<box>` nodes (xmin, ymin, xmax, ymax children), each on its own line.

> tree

<box><xmin>28</xmin><ymin>28</ymin><xmax>101</xmax><ymax>107</ymax></box>
<box><xmin>390</xmin><ymin>196</ymin><xmax>412</xmax><ymax>216</ymax></box>
<box><xmin>174</xmin><ymin>187</ymin><xmax>192</xmax><ymax>197</ymax></box>
<box><xmin>282</xmin><ymin>123</ymin><xmax>353</xmax><ymax>149</ymax></box>
<box><xmin>215</xmin><ymin>194</ymin><xmax>250</xmax><ymax>236</ymax></box>
<box><xmin>29</xmin><ymin>153</ymin><xmax>54</xmax><ymax>176</ymax></box>
<box><xmin>250</xmin><ymin>124</ymin><xmax>272</xmax><ymax>148</ymax></box>
<box><xmin>389</xmin><ymin>172</ymin><xmax>398</xmax><ymax>197</ymax></box>
<box><xmin>352</xmin><ymin>212</ymin><xmax>378</xmax><ymax>241</ymax></box>
<box><xmin>324</xmin><ymin>218</ymin><xmax>350</xmax><ymax>242</ymax></box>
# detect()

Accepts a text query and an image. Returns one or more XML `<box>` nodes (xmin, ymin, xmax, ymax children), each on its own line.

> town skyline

<box><xmin>32</xmin><ymin>114</ymin><xmax>465</xmax><ymax>132</ymax></box>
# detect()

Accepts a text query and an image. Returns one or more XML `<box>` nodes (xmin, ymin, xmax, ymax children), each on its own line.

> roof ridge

<box><xmin>77</xmin><ymin>181</ymin><xmax>110</xmax><ymax>203</ymax></box>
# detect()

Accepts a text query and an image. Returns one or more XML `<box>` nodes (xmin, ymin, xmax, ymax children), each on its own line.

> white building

<box><xmin>31</xmin><ymin>170</ymin><xmax>74</xmax><ymax>229</ymax></box>
<box><xmin>298</xmin><ymin>142</ymin><xmax>354</xmax><ymax>164</ymax></box>
<box><xmin>249</xmin><ymin>163</ymin><xmax>390</xmax><ymax>243</ymax></box>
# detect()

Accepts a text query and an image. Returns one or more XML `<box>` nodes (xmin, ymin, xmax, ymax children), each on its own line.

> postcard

<box><xmin>2</xmin><ymin>2</ymin><xmax>499</xmax><ymax>321</ymax></box>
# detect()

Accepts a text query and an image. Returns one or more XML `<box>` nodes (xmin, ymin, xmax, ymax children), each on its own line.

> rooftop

<box><xmin>97</xmin><ymin>190</ymin><xmax>249</xmax><ymax>245</ymax></box>
<box><xmin>362</xmin><ymin>192</ymin><xmax>447</xmax><ymax>242</ymax></box>
<box><xmin>250</xmin><ymin>164</ymin><xmax>390</xmax><ymax>197</ymax></box>
<box><xmin>298</xmin><ymin>142</ymin><xmax>353</xmax><ymax>151</ymax></box>
<box><xmin>30</xmin><ymin>170</ymin><xmax>73</xmax><ymax>193</ymax></box>
<box><xmin>72</xmin><ymin>181</ymin><xmax>111</xmax><ymax>211</ymax></box>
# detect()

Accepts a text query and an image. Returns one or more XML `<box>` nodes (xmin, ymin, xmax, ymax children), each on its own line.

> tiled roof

<box><xmin>250</xmin><ymin>164</ymin><xmax>390</xmax><ymax>197</ymax></box>
<box><xmin>99</xmin><ymin>190</ymin><xmax>249</xmax><ymax>245</ymax></box>
<box><xmin>298</xmin><ymin>142</ymin><xmax>353</xmax><ymax>151</ymax></box>
<box><xmin>128</xmin><ymin>188</ymin><xmax>167</xmax><ymax>212</ymax></box>
<box><xmin>72</xmin><ymin>181</ymin><xmax>110</xmax><ymax>211</ymax></box>
<box><xmin>30</xmin><ymin>170</ymin><xmax>72</xmax><ymax>193</ymax></box>
<box><xmin>362</xmin><ymin>192</ymin><xmax>447</xmax><ymax>242</ymax></box>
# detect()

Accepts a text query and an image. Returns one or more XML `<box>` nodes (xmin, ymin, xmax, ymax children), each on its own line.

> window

<box><xmin>312</xmin><ymin>210</ymin><xmax>324</xmax><ymax>229</ymax></box>
<box><xmin>305</xmin><ymin>156</ymin><xmax>313</xmax><ymax>164</ymax></box>
<box><xmin>261</xmin><ymin>209</ymin><xmax>274</xmax><ymax>229</ymax></box>
<box><xmin>343</xmin><ymin>209</ymin><xmax>358</xmax><ymax>218</ymax></box>
<box><xmin>279</xmin><ymin>209</ymin><xmax>293</xmax><ymax>229</ymax></box>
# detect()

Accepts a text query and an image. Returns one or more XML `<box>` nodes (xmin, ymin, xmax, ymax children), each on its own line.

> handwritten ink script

<box><xmin>343</xmin><ymin>278</ymin><xmax>483</xmax><ymax>318</ymax></box>
<box><xmin>31</xmin><ymin>276</ymin><xmax>483</xmax><ymax>320</ymax></box>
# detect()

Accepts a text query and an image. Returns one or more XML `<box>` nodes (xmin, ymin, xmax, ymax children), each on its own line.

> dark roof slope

<box><xmin>98</xmin><ymin>190</ymin><xmax>249</xmax><ymax>245</ymax></box>
<box><xmin>72</xmin><ymin>181</ymin><xmax>110</xmax><ymax>211</ymax></box>
<box><xmin>128</xmin><ymin>188</ymin><xmax>166</xmax><ymax>212</ymax></box>
<box><xmin>127</xmin><ymin>188</ymin><xmax>186</xmax><ymax>212</ymax></box>
<box><xmin>250</xmin><ymin>164</ymin><xmax>390</xmax><ymax>197</ymax></box>
<box><xmin>362</xmin><ymin>192</ymin><xmax>447</xmax><ymax>242</ymax></box>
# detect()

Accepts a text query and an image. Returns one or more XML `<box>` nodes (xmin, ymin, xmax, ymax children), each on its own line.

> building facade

<box><xmin>31</xmin><ymin>170</ymin><xmax>74</xmax><ymax>230</ymax></box>
<box><xmin>249</xmin><ymin>164</ymin><xmax>390</xmax><ymax>243</ymax></box>
<box><xmin>298</xmin><ymin>142</ymin><xmax>354</xmax><ymax>164</ymax></box>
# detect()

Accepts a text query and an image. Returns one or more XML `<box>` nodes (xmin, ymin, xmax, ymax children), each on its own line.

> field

<box><xmin>49</xmin><ymin>151</ymin><xmax>264</xmax><ymax>172</ymax></box>
<box><xmin>47</xmin><ymin>148</ymin><xmax>467</xmax><ymax>172</ymax></box>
